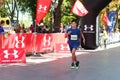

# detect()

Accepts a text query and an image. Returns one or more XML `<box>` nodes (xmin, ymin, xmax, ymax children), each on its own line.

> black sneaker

<box><xmin>75</xmin><ymin>61</ymin><xmax>79</xmax><ymax>69</ymax></box>
<box><xmin>70</xmin><ymin>62</ymin><xmax>75</xmax><ymax>69</ymax></box>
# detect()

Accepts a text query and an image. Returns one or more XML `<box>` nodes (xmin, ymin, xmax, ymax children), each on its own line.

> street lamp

<box><xmin>50</xmin><ymin>0</ymin><xmax>58</xmax><ymax>32</ymax></box>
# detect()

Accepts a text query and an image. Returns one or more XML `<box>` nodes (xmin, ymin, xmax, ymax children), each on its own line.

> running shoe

<box><xmin>75</xmin><ymin>61</ymin><xmax>79</xmax><ymax>69</ymax></box>
<box><xmin>70</xmin><ymin>62</ymin><xmax>75</xmax><ymax>69</ymax></box>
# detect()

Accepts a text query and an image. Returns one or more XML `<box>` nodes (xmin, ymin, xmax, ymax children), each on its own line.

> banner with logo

<box><xmin>36</xmin><ymin>34</ymin><xmax>54</xmax><ymax>52</ymax></box>
<box><xmin>2</xmin><ymin>33</ymin><xmax>34</xmax><ymax>53</ymax></box>
<box><xmin>101</xmin><ymin>12</ymin><xmax>111</xmax><ymax>26</ymax></box>
<box><xmin>35</xmin><ymin>0</ymin><xmax>52</xmax><ymax>24</ymax></box>
<box><xmin>55</xmin><ymin>43</ymin><xmax>70</xmax><ymax>53</ymax></box>
<box><xmin>71</xmin><ymin>0</ymin><xmax>88</xmax><ymax>16</ymax></box>
<box><xmin>1</xmin><ymin>33</ymin><xmax>68</xmax><ymax>53</ymax></box>
<box><xmin>35</xmin><ymin>33</ymin><xmax>67</xmax><ymax>52</ymax></box>
<box><xmin>107</xmin><ymin>11</ymin><xmax>117</xmax><ymax>32</ymax></box>
<box><xmin>0</xmin><ymin>48</ymin><xmax>26</xmax><ymax>63</ymax></box>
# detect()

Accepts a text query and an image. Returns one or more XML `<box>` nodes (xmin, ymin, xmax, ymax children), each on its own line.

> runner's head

<box><xmin>71</xmin><ymin>20</ymin><xmax>77</xmax><ymax>28</ymax></box>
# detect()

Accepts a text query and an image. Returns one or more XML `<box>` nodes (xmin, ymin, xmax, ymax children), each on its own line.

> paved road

<box><xmin>0</xmin><ymin>46</ymin><xmax>120</xmax><ymax>80</ymax></box>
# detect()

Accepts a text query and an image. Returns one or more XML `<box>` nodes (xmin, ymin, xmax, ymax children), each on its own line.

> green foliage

<box><xmin>0</xmin><ymin>7</ymin><xmax>9</xmax><ymax>17</ymax></box>
<box><xmin>61</xmin><ymin>15</ymin><xmax>76</xmax><ymax>24</ymax></box>
<box><xmin>43</xmin><ymin>13</ymin><xmax>51</xmax><ymax>26</ymax></box>
<box><xmin>17</xmin><ymin>0</ymin><xmax>77</xmax><ymax>25</ymax></box>
<box><xmin>61</xmin><ymin>0</ymin><xmax>76</xmax><ymax>24</ymax></box>
<box><xmin>17</xmin><ymin>0</ymin><xmax>37</xmax><ymax>19</ymax></box>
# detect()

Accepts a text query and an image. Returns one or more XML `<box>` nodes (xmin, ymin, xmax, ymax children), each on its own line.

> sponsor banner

<box><xmin>71</xmin><ymin>0</ymin><xmax>88</xmax><ymax>16</ymax></box>
<box><xmin>1</xmin><ymin>33</ymin><xmax>68</xmax><ymax>53</ymax></box>
<box><xmin>36</xmin><ymin>34</ymin><xmax>54</xmax><ymax>52</ymax></box>
<box><xmin>83</xmin><ymin>25</ymin><xmax>95</xmax><ymax>33</ymax></box>
<box><xmin>35</xmin><ymin>33</ymin><xmax>67</xmax><ymax>52</ymax></box>
<box><xmin>0</xmin><ymin>48</ymin><xmax>26</xmax><ymax>63</ymax></box>
<box><xmin>102</xmin><ymin>12</ymin><xmax>111</xmax><ymax>26</ymax></box>
<box><xmin>55</xmin><ymin>43</ymin><xmax>70</xmax><ymax>53</ymax></box>
<box><xmin>107</xmin><ymin>11</ymin><xmax>117</xmax><ymax>32</ymax></box>
<box><xmin>2</xmin><ymin>33</ymin><xmax>34</xmax><ymax>53</ymax></box>
<box><xmin>36</xmin><ymin>0</ymin><xmax>52</xmax><ymax>24</ymax></box>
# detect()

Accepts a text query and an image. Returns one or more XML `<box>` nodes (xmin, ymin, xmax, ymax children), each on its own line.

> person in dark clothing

<box><xmin>0</xmin><ymin>20</ymin><xmax>5</xmax><ymax>34</ymax></box>
<box><xmin>65</xmin><ymin>20</ymin><xmax>85</xmax><ymax>69</ymax></box>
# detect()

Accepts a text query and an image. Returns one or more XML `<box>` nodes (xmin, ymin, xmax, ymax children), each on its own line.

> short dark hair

<box><xmin>6</xmin><ymin>20</ymin><xmax>10</xmax><ymax>25</ymax></box>
<box><xmin>0</xmin><ymin>20</ymin><xmax>5</xmax><ymax>24</ymax></box>
<box><xmin>71</xmin><ymin>19</ymin><xmax>77</xmax><ymax>23</ymax></box>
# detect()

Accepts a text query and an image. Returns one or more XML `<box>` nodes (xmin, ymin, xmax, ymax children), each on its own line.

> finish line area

<box><xmin>0</xmin><ymin>41</ymin><xmax>119</xmax><ymax>68</ymax></box>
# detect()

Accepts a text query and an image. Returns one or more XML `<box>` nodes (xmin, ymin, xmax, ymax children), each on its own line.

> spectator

<box><xmin>22</xmin><ymin>23</ymin><xmax>25</xmax><ymax>30</ymax></box>
<box><xmin>21</xmin><ymin>23</ymin><xmax>26</xmax><ymax>33</ymax></box>
<box><xmin>42</xmin><ymin>25</ymin><xmax>49</xmax><ymax>33</ymax></box>
<box><xmin>65</xmin><ymin>22</ymin><xmax>71</xmax><ymax>31</ymax></box>
<box><xmin>10</xmin><ymin>27</ymin><xmax>16</xmax><ymax>34</ymax></box>
<box><xmin>29</xmin><ymin>24</ymin><xmax>34</xmax><ymax>32</ymax></box>
<box><xmin>102</xmin><ymin>24</ymin><xmax>108</xmax><ymax>48</ymax></box>
<box><xmin>17</xmin><ymin>24</ymin><xmax>21</xmax><ymax>33</ymax></box>
<box><xmin>59</xmin><ymin>23</ymin><xmax>66</xmax><ymax>33</ymax></box>
<box><xmin>36</xmin><ymin>23</ymin><xmax>44</xmax><ymax>33</ymax></box>
<box><xmin>0</xmin><ymin>20</ymin><xmax>5</xmax><ymax>34</ymax></box>
<box><xmin>26</xmin><ymin>29</ymin><xmax>32</xmax><ymax>33</ymax></box>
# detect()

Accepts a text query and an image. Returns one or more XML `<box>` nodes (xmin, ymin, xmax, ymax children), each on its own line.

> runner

<box><xmin>65</xmin><ymin>20</ymin><xmax>85</xmax><ymax>69</ymax></box>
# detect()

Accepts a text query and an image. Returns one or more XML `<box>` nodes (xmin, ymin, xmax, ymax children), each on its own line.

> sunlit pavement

<box><xmin>26</xmin><ymin>42</ymin><xmax>120</xmax><ymax>64</ymax></box>
<box><xmin>1</xmin><ymin>42</ymin><xmax>120</xmax><ymax>66</ymax></box>
<box><xmin>0</xmin><ymin>42</ymin><xmax>120</xmax><ymax>80</ymax></box>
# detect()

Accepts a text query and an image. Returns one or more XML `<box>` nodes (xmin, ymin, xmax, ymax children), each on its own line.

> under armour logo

<box><xmin>3</xmin><ymin>50</ymin><xmax>9</xmax><ymax>59</ymax></box>
<box><xmin>42</xmin><ymin>35</ymin><xmax>52</xmax><ymax>51</ymax></box>
<box><xmin>38</xmin><ymin>5</ymin><xmax>47</xmax><ymax>13</ymax></box>
<box><xmin>60</xmin><ymin>44</ymin><xmax>69</xmax><ymax>50</ymax></box>
<box><xmin>84</xmin><ymin>25</ymin><xmax>94</xmax><ymax>31</ymax></box>
<box><xmin>15</xmin><ymin>36</ymin><xmax>25</xmax><ymax>48</ymax></box>
<box><xmin>43</xmin><ymin>34</ymin><xmax>51</xmax><ymax>47</ymax></box>
<box><xmin>3</xmin><ymin>50</ymin><xmax>18</xmax><ymax>59</ymax></box>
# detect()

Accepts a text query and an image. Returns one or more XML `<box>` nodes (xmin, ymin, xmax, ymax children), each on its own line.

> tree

<box><xmin>6</xmin><ymin>0</ymin><xmax>18</xmax><ymax>23</ymax></box>
<box><xmin>0</xmin><ymin>7</ymin><xmax>8</xmax><ymax>17</ymax></box>
<box><xmin>53</xmin><ymin>0</ymin><xmax>63</xmax><ymax>32</ymax></box>
<box><xmin>53</xmin><ymin>0</ymin><xmax>81</xmax><ymax>32</ymax></box>
<box><xmin>61</xmin><ymin>0</ymin><xmax>76</xmax><ymax>24</ymax></box>
<box><xmin>0</xmin><ymin>0</ymin><xmax>9</xmax><ymax>17</ymax></box>
<box><xmin>17</xmin><ymin>0</ymin><xmax>71</xmax><ymax>32</ymax></box>
<box><xmin>17</xmin><ymin>0</ymin><xmax>37</xmax><ymax>25</ymax></box>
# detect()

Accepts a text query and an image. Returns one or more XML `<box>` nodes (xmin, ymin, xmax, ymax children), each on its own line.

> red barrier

<box><xmin>2</xmin><ymin>33</ymin><xmax>34</xmax><ymax>53</ymax></box>
<box><xmin>36</xmin><ymin>34</ymin><xmax>53</xmax><ymax>52</ymax></box>
<box><xmin>0</xmin><ymin>48</ymin><xmax>26</xmax><ymax>63</ymax></box>
<box><xmin>55</xmin><ymin>43</ymin><xmax>70</xmax><ymax>53</ymax></box>
<box><xmin>0</xmin><ymin>34</ymin><xmax>2</xmax><ymax>48</ymax></box>
<box><xmin>35</xmin><ymin>33</ymin><xmax>67</xmax><ymax>52</ymax></box>
<box><xmin>1</xmin><ymin>33</ymin><xmax>68</xmax><ymax>54</ymax></box>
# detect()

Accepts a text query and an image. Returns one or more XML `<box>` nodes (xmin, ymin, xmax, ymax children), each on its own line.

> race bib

<box><xmin>71</xmin><ymin>35</ymin><xmax>77</xmax><ymax>40</ymax></box>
